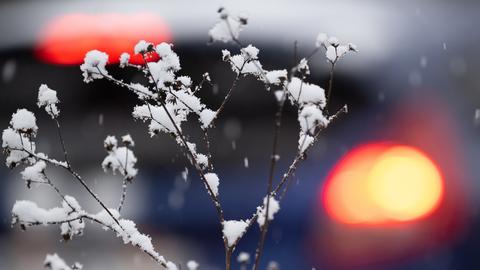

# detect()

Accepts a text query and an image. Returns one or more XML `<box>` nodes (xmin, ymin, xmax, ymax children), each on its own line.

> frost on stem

<box><xmin>204</xmin><ymin>172</ymin><xmax>220</xmax><ymax>196</ymax></box>
<box><xmin>37</xmin><ymin>84</ymin><xmax>60</xmax><ymax>118</ymax></box>
<box><xmin>44</xmin><ymin>253</ymin><xmax>83</xmax><ymax>270</ymax></box>
<box><xmin>209</xmin><ymin>7</ymin><xmax>248</xmax><ymax>43</ymax></box>
<box><xmin>102</xmin><ymin>135</ymin><xmax>138</xmax><ymax>180</ymax></box>
<box><xmin>130</xmin><ymin>83</ymin><xmax>157</xmax><ymax>101</ymax></box>
<box><xmin>256</xmin><ymin>196</ymin><xmax>280</xmax><ymax>227</ymax></box>
<box><xmin>223</xmin><ymin>219</ymin><xmax>249</xmax><ymax>247</ymax></box>
<box><xmin>12</xmin><ymin>196</ymin><xmax>85</xmax><ymax>240</ymax></box>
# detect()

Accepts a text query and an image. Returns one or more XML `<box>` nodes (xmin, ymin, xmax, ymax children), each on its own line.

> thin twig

<box><xmin>202</xmin><ymin>129</ymin><xmax>215</xmax><ymax>172</ymax></box>
<box><xmin>325</xmin><ymin>63</ymin><xmax>336</xmax><ymax>115</ymax></box>
<box><xmin>252</xmin><ymin>89</ymin><xmax>287</xmax><ymax>270</ymax></box>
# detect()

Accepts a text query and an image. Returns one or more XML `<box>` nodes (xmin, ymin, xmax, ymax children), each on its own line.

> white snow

<box><xmin>204</xmin><ymin>172</ymin><xmax>220</xmax><ymax>196</ymax></box>
<box><xmin>44</xmin><ymin>253</ymin><xmax>74</xmax><ymax>270</ymax></box>
<box><xmin>316</xmin><ymin>34</ymin><xmax>357</xmax><ymax>63</ymax></box>
<box><xmin>155</xmin><ymin>43</ymin><xmax>181</xmax><ymax>72</ymax></box>
<box><xmin>229</xmin><ymin>53</ymin><xmax>263</xmax><ymax>76</ymax></box>
<box><xmin>146</xmin><ymin>62</ymin><xmax>176</xmax><ymax>90</ymax></box>
<box><xmin>134</xmin><ymin>40</ymin><xmax>152</xmax><ymax>54</ymax></box>
<box><xmin>129</xmin><ymin>83</ymin><xmax>156</xmax><ymax>100</ymax></box>
<box><xmin>297</xmin><ymin>58</ymin><xmax>310</xmax><ymax>75</ymax></box>
<box><xmin>195</xmin><ymin>153</ymin><xmax>209</xmax><ymax>169</ymax></box>
<box><xmin>119</xmin><ymin>53</ymin><xmax>130</xmax><ymax>68</ymax></box>
<box><xmin>2</xmin><ymin>127</ymin><xmax>36</xmax><ymax>168</ymax></box>
<box><xmin>223</xmin><ymin>219</ymin><xmax>248</xmax><ymax>247</ymax></box>
<box><xmin>328</xmin><ymin>36</ymin><xmax>339</xmax><ymax>46</ymax></box>
<box><xmin>348</xmin><ymin>43</ymin><xmax>358</xmax><ymax>52</ymax></box>
<box><xmin>326</xmin><ymin>46</ymin><xmax>337</xmax><ymax>63</ymax></box>
<box><xmin>287</xmin><ymin>77</ymin><xmax>326</xmax><ymax>107</ymax></box>
<box><xmin>257</xmin><ymin>196</ymin><xmax>280</xmax><ymax>227</ymax></box>
<box><xmin>241</xmin><ymin>44</ymin><xmax>259</xmax><ymax>60</ymax></box>
<box><xmin>298</xmin><ymin>132</ymin><xmax>315</xmax><ymax>154</ymax></box>
<box><xmin>177</xmin><ymin>76</ymin><xmax>192</xmax><ymax>87</ymax></box>
<box><xmin>166</xmin><ymin>262</ymin><xmax>178</xmax><ymax>270</ymax></box>
<box><xmin>336</xmin><ymin>45</ymin><xmax>349</xmax><ymax>58</ymax></box>
<box><xmin>222</xmin><ymin>49</ymin><xmax>231</xmax><ymax>61</ymax></box>
<box><xmin>89</xmin><ymin>212</ymin><xmax>176</xmax><ymax>269</ymax></box>
<box><xmin>199</xmin><ymin>108</ymin><xmax>216</xmax><ymax>129</ymax></box>
<box><xmin>10</xmin><ymin>109</ymin><xmax>37</xmax><ymax>134</ymax></box>
<box><xmin>21</xmin><ymin>161</ymin><xmax>46</xmax><ymax>183</ymax></box>
<box><xmin>104</xmin><ymin>135</ymin><xmax>118</xmax><ymax>150</ymax></box>
<box><xmin>121</xmin><ymin>134</ymin><xmax>135</xmax><ymax>146</ymax></box>
<box><xmin>315</xmin><ymin>33</ymin><xmax>329</xmax><ymax>48</ymax></box>
<box><xmin>209</xmin><ymin>8</ymin><xmax>246</xmax><ymax>43</ymax></box>
<box><xmin>132</xmin><ymin>104</ymin><xmax>185</xmax><ymax>135</ymax></box>
<box><xmin>90</xmin><ymin>208</ymin><xmax>121</xmax><ymax>226</ymax></box>
<box><xmin>102</xmin><ymin>139</ymin><xmax>138</xmax><ymax>179</ymax></box>
<box><xmin>80</xmin><ymin>50</ymin><xmax>109</xmax><ymax>83</ymax></box>
<box><xmin>169</xmin><ymin>90</ymin><xmax>204</xmax><ymax>113</ymax></box>
<box><xmin>265</xmin><ymin>70</ymin><xmax>287</xmax><ymax>86</ymax></box>
<box><xmin>298</xmin><ymin>105</ymin><xmax>329</xmax><ymax>134</ymax></box>
<box><xmin>37</xmin><ymin>84</ymin><xmax>60</xmax><ymax>118</ymax></box>
<box><xmin>12</xmin><ymin>196</ymin><xmax>83</xmax><ymax>228</ymax></box>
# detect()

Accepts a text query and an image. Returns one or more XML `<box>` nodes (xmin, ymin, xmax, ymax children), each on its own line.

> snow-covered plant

<box><xmin>2</xmin><ymin>7</ymin><xmax>356</xmax><ymax>270</ymax></box>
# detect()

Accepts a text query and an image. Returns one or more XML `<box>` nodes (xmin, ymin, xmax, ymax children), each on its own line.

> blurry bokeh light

<box><xmin>35</xmin><ymin>13</ymin><xmax>172</xmax><ymax>65</ymax></box>
<box><xmin>323</xmin><ymin>143</ymin><xmax>444</xmax><ymax>225</ymax></box>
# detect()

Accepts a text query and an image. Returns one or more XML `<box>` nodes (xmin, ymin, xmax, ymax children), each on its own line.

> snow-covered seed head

<box><xmin>297</xmin><ymin>58</ymin><xmax>310</xmax><ymax>76</ymax></box>
<box><xmin>10</xmin><ymin>109</ymin><xmax>38</xmax><ymax>136</ymax></box>
<box><xmin>202</xmin><ymin>72</ymin><xmax>211</xmax><ymax>82</ymax></box>
<box><xmin>328</xmin><ymin>36</ymin><xmax>340</xmax><ymax>47</ymax></box>
<box><xmin>315</xmin><ymin>32</ymin><xmax>329</xmax><ymax>48</ymax></box>
<box><xmin>121</xmin><ymin>134</ymin><xmax>134</xmax><ymax>147</ymax></box>
<box><xmin>80</xmin><ymin>50</ymin><xmax>109</xmax><ymax>83</ymax></box>
<box><xmin>72</xmin><ymin>262</ymin><xmax>83</xmax><ymax>270</ymax></box>
<box><xmin>222</xmin><ymin>50</ymin><xmax>231</xmax><ymax>61</ymax></box>
<box><xmin>104</xmin><ymin>135</ymin><xmax>118</xmax><ymax>151</ymax></box>
<box><xmin>218</xmin><ymin>7</ymin><xmax>228</xmax><ymax>19</ymax></box>
<box><xmin>348</xmin><ymin>43</ymin><xmax>359</xmax><ymax>52</ymax></box>
<box><xmin>119</xmin><ymin>52</ymin><xmax>130</xmax><ymax>68</ymax></box>
<box><xmin>37</xmin><ymin>84</ymin><xmax>60</xmax><ymax>119</ymax></box>
<box><xmin>238</xmin><ymin>13</ymin><xmax>248</xmax><ymax>25</ymax></box>
<box><xmin>134</xmin><ymin>40</ymin><xmax>154</xmax><ymax>55</ymax></box>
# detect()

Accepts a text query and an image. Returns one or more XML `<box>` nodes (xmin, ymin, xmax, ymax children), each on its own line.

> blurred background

<box><xmin>1</xmin><ymin>0</ymin><xmax>480</xmax><ymax>269</ymax></box>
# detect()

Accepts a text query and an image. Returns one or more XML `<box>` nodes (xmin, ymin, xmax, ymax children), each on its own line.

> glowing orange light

<box><xmin>323</xmin><ymin>143</ymin><xmax>444</xmax><ymax>225</ymax></box>
<box><xmin>35</xmin><ymin>13</ymin><xmax>172</xmax><ymax>65</ymax></box>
